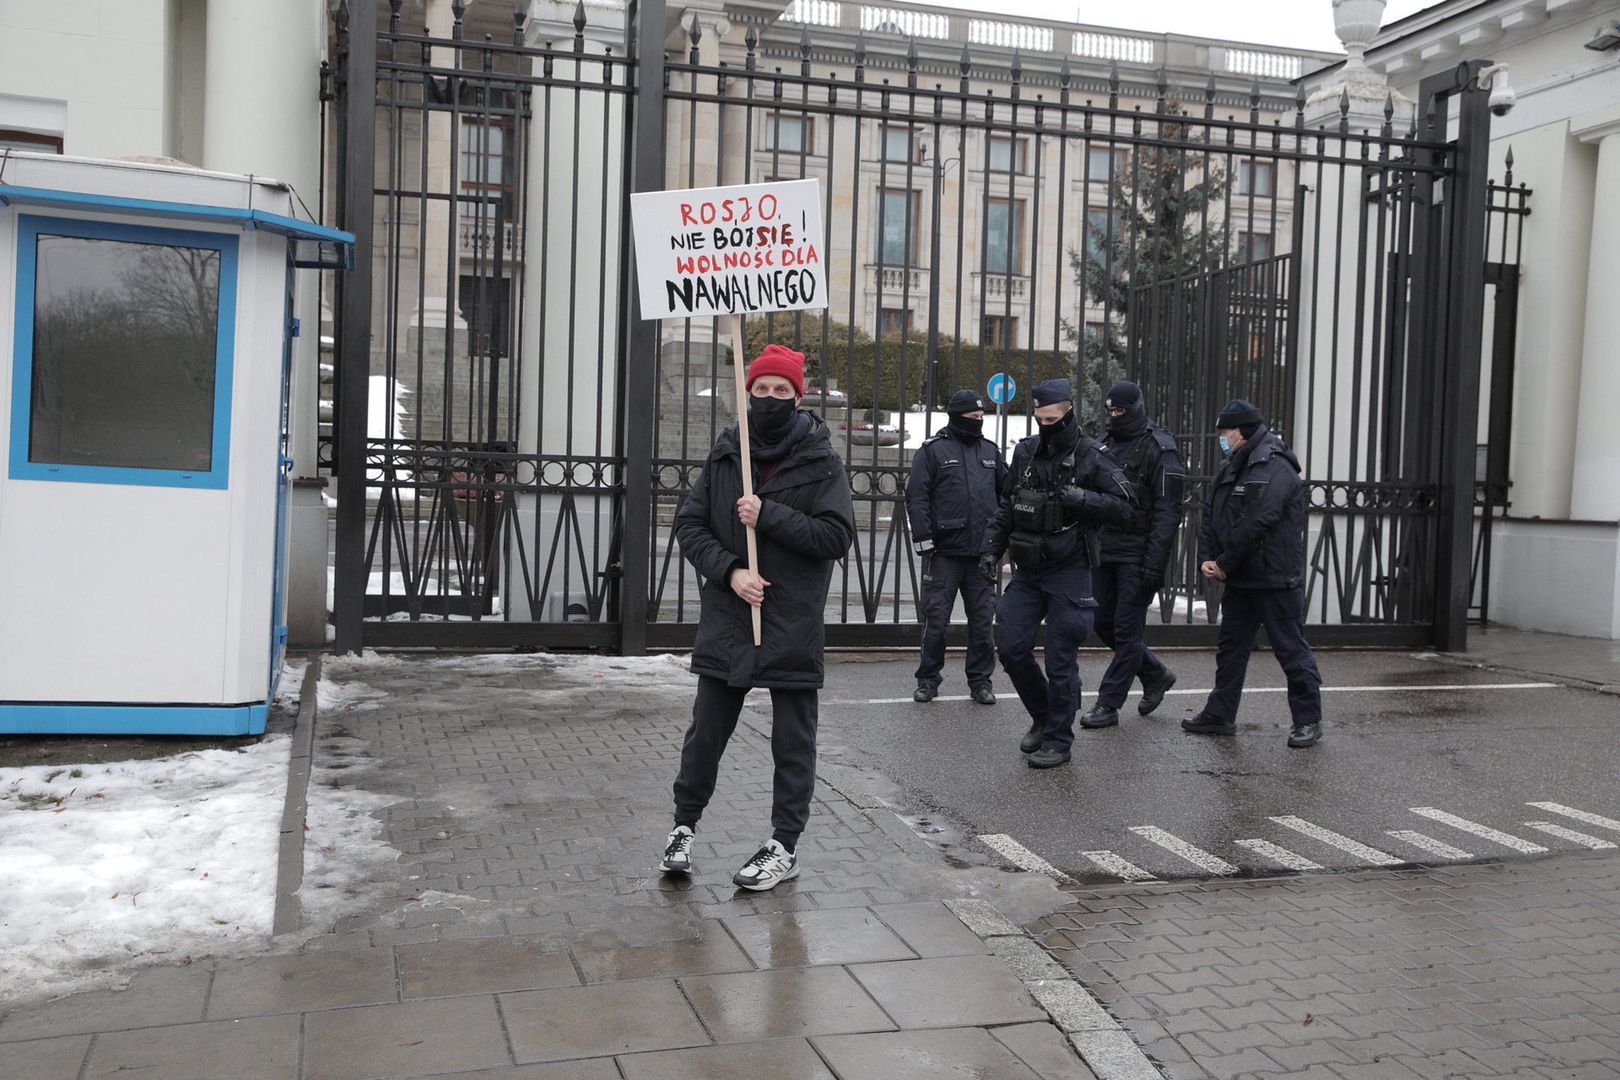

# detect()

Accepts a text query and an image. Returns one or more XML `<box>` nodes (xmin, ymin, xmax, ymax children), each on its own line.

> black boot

<box><xmin>970</xmin><ymin>683</ymin><xmax>997</xmax><ymax>706</ymax></box>
<box><xmin>1080</xmin><ymin>704</ymin><xmax>1119</xmax><ymax>729</ymax></box>
<box><xmin>1019</xmin><ymin>723</ymin><xmax>1044</xmax><ymax>754</ymax></box>
<box><xmin>1181</xmin><ymin>711</ymin><xmax>1236</xmax><ymax>736</ymax></box>
<box><xmin>1027</xmin><ymin>746</ymin><xmax>1071</xmax><ymax>768</ymax></box>
<box><xmin>1138</xmin><ymin>669</ymin><xmax>1177</xmax><ymax>716</ymax></box>
<box><xmin>1288</xmin><ymin>722</ymin><xmax>1322</xmax><ymax>748</ymax></box>
<box><xmin>913</xmin><ymin>681</ymin><xmax>938</xmax><ymax>703</ymax></box>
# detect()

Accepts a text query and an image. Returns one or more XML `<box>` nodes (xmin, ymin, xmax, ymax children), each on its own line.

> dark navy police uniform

<box><xmin>1194</xmin><ymin>414</ymin><xmax>1323</xmax><ymax>741</ymax></box>
<box><xmin>1092</xmin><ymin>386</ymin><xmax>1185</xmax><ymax>716</ymax></box>
<box><xmin>905</xmin><ymin>398</ymin><xmax>1007</xmax><ymax>694</ymax></box>
<box><xmin>983</xmin><ymin>382</ymin><xmax>1137</xmax><ymax>763</ymax></box>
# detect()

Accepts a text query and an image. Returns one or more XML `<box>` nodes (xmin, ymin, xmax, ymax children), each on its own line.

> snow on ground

<box><xmin>0</xmin><ymin>737</ymin><xmax>291</xmax><ymax>1004</ymax></box>
<box><xmin>884</xmin><ymin>408</ymin><xmax>1036</xmax><ymax>451</ymax></box>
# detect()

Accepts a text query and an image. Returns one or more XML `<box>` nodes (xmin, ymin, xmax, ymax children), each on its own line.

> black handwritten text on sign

<box><xmin>630</xmin><ymin>179</ymin><xmax>827</xmax><ymax>319</ymax></box>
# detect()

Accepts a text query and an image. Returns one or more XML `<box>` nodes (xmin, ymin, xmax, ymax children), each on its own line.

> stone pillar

<box><xmin>1570</xmin><ymin>115</ymin><xmax>1620</xmax><ymax>522</ymax></box>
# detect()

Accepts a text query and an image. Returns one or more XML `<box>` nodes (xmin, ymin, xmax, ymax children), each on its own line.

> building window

<box><xmin>988</xmin><ymin>135</ymin><xmax>1026</xmax><ymax>173</ymax></box>
<box><xmin>1084</xmin><ymin>320</ymin><xmax>1105</xmax><ymax>344</ymax></box>
<box><xmin>1238</xmin><ymin>231</ymin><xmax>1272</xmax><ymax>263</ymax></box>
<box><xmin>766</xmin><ymin>115</ymin><xmax>809</xmax><ymax>153</ymax></box>
<box><xmin>877</xmin><ymin>188</ymin><xmax>919</xmax><ymax>266</ymax></box>
<box><xmin>10</xmin><ymin>215</ymin><xmax>237</xmax><ymax>489</ymax></box>
<box><xmin>981</xmin><ymin>315</ymin><xmax>1017</xmax><ymax>349</ymax></box>
<box><xmin>0</xmin><ymin>128</ymin><xmax>63</xmax><ymax>153</ymax></box>
<box><xmin>881</xmin><ymin>126</ymin><xmax>918</xmax><ymax>164</ymax></box>
<box><xmin>1085</xmin><ymin>207</ymin><xmax>1118</xmax><ymax>261</ymax></box>
<box><xmin>984</xmin><ymin>198</ymin><xmax>1024</xmax><ymax>275</ymax></box>
<box><xmin>1236</xmin><ymin>160</ymin><xmax>1275</xmax><ymax>197</ymax></box>
<box><xmin>459</xmin><ymin>120</ymin><xmax>509</xmax><ymax>191</ymax></box>
<box><xmin>1086</xmin><ymin>146</ymin><xmax>1128</xmax><ymax>181</ymax></box>
<box><xmin>879</xmin><ymin>308</ymin><xmax>912</xmax><ymax>337</ymax></box>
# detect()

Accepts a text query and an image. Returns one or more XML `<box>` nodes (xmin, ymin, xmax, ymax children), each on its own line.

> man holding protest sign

<box><xmin>631</xmin><ymin>180</ymin><xmax>853</xmax><ymax>891</ymax></box>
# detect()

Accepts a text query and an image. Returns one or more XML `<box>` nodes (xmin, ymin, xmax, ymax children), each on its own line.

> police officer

<box><xmin>1185</xmin><ymin>399</ymin><xmax>1323</xmax><ymax>748</ymax></box>
<box><xmin>1081</xmin><ymin>381</ymin><xmax>1185</xmax><ymax>730</ymax></box>
<box><xmin>981</xmin><ymin>379</ymin><xmax>1138</xmax><ymax>768</ymax></box>
<box><xmin>907</xmin><ymin>389</ymin><xmax>1007</xmax><ymax>705</ymax></box>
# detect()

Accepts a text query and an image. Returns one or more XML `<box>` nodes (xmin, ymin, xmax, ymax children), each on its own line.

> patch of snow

<box><xmin>0</xmin><ymin>736</ymin><xmax>292</xmax><ymax>1003</ymax></box>
<box><xmin>296</xmin><ymin>736</ymin><xmax>400</xmax><ymax>933</ymax></box>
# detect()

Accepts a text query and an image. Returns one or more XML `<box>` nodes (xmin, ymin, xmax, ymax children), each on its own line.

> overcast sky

<box><xmin>1000</xmin><ymin>0</ymin><xmax>1435</xmax><ymax>52</ymax></box>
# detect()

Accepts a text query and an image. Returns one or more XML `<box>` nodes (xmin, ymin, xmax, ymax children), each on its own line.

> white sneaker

<box><xmin>660</xmin><ymin>825</ymin><xmax>695</xmax><ymax>874</ymax></box>
<box><xmin>732</xmin><ymin>839</ymin><xmax>799</xmax><ymax>891</ymax></box>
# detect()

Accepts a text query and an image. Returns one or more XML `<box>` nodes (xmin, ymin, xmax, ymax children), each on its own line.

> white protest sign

<box><xmin>629</xmin><ymin>179</ymin><xmax>826</xmax><ymax>319</ymax></box>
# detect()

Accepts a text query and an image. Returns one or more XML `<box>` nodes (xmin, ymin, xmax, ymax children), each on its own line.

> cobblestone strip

<box><xmin>946</xmin><ymin>899</ymin><xmax>1167</xmax><ymax>1080</ymax></box>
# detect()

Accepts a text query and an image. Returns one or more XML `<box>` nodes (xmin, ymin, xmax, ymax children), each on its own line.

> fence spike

<box><xmin>452</xmin><ymin>0</ymin><xmax>467</xmax><ymax>37</ymax></box>
<box><xmin>1156</xmin><ymin>67</ymin><xmax>1168</xmax><ymax>113</ymax></box>
<box><xmin>512</xmin><ymin>0</ymin><xmax>525</xmax><ymax>45</ymax></box>
<box><xmin>744</xmin><ymin>24</ymin><xmax>758</xmax><ymax>71</ymax></box>
<box><xmin>388</xmin><ymin>0</ymin><xmax>402</xmax><ymax>33</ymax></box>
<box><xmin>1504</xmin><ymin>145</ymin><xmax>1514</xmax><ymax>186</ymax></box>
<box><xmin>1205</xmin><ymin>72</ymin><xmax>1217</xmax><ymax>119</ymax></box>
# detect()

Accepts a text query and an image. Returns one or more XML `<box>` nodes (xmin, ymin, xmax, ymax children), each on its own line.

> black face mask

<box><xmin>1037</xmin><ymin>408</ymin><xmax>1076</xmax><ymax>447</ymax></box>
<box><xmin>948</xmin><ymin>415</ymin><xmax>983</xmax><ymax>440</ymax></box>
<box><xmin>1107</xmin><ymin>402</ymin><xmax>1148</xmax><ymax>441</ymax></box>
<box><xmin>748</xmin><ymin>396</ymin><xmax>798</xmax><ymax>444</ymax></box>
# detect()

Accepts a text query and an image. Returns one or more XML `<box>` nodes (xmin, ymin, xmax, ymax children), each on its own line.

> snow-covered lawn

<box><xmin>0</xmin><ymin>737</ymin><xmax>291</xmax><ymax>1003</ymax></box>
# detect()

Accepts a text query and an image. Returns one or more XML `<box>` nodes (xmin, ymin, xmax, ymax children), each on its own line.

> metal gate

<box><xmin>328</xmin><ymin>0</ymin><xmax>1499</xmax><ymax>654</ymax></box>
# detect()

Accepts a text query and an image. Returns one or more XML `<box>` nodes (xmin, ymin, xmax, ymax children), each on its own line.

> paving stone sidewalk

<box><xmin>1033</xmin><ymin>853</ymin><xmax>1620</xmax><ymax>1080</ymax></box>
<box><xmin>0</xmin><ymin>653</ymin><xmax>1143</xmax><ymax>1079</ymax></box>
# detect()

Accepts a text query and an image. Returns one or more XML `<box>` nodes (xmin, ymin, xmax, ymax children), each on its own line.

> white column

<box><xmin>1570</xmin><ymin>121</ymin><xmax>1620</xmax><ymax>522</ymax></box>
<box><xmin>202</xmin><ymin>0</ymin><xmax>326</xmax><ymax>475</ymax></box>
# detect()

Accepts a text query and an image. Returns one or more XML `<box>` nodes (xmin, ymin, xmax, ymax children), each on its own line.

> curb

<box><xmin>272</xmin><ymin>656</ymin><xmax>322</xmax><ymax>937</ymax></box>
<box><xmin>945</xmin><ymin>899</ymin><xmax>1166</xmax><ymax>1080</ymax></box>
<box><xmin>1420</xmin><ymin>650</ymin><xmax>1620</xmax><ymax>697</ymax></box>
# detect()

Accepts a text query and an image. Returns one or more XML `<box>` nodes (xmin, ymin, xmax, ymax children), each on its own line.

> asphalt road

<box><xmin>814</xmin><ymin>648</ymin><xmax>1620</xmax><ymax>886</ymax></box>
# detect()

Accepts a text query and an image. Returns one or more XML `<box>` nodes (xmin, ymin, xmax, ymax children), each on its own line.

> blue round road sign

<box><xmin>986</xmin><ymin>372</ymin><xmax>1016</xmax><ymax>405</ymax></box>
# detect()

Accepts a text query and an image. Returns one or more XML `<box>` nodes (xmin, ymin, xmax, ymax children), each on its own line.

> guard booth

<box><xmin>0</xmin><ymin>152</ymin><xmax>352</xmax><ymax>735</ymax></box>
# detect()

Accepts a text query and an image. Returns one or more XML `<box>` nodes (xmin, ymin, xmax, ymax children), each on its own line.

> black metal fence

<box><xmin>328</xmin><ymin>0</ymin><xmax>1500</xmax><ymax>654</ymax></box>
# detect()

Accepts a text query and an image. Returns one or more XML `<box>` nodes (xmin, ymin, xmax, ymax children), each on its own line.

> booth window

<box><xmin>9</xmin><ymin>215</ymin><xmax>238</xmax><ymax>488</ymax></box>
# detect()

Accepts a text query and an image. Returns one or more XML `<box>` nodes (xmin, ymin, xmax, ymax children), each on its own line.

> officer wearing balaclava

<box><xmin>1081</xmin><ymin>381</ymin><xmax>1186</xmax><ymax>731</ymax></box>
<box><xmin>980</xmin><ymin>378</ymin><xmax>1139</xmax><ymax>768</ymax></box>
<box><xmin>905</xmin><ymin>390</ymin><xmax>1008</xmax><ymax>704</ymax></box>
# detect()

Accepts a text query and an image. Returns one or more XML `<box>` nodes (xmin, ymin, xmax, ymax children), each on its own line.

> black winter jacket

<box><xmin>1096</xmin><ymin>424</ymin><xmax>1185</xmax><ymax>571</ymax></box>
<box><xmin>1197</xmin><ymin>426</ymin><xmax>1307</xmax><ymax>590</ymax></box>
<box><xmin>904</xmin><ymin>428</ymin><xmax>1008</xmax><ymax>557</ymax></box>
<box><xmin>675</xmin><ymin>414</ymin><xmax>856</xmax><ymax>689</ymax></box>
<box><xmin>985</xmin><ymin>419</ymin><xmax>1138</xmax><ymax>573</ymax></box>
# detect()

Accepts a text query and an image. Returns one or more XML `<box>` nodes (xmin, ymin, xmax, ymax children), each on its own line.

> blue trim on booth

<box><xmin>0</xmin><ymin>702</ymin><xmax>269</xmax><ymax>736</ymax></box>
<box><xmin>9</xmin><ymin>214</ymin><xmax>239</xmax><ymax>490</ymax></box>
<box><xmin>0</xmin><ymin>184</ymin><xmax>355</xmax><ymax>267</ymax></box>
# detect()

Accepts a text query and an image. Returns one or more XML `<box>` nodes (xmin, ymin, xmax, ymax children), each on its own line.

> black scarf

<box><xmin>1037</xmin><ymin>409</ymin><xmax>1079</xmax><ymax>455</ymax></box>
<box><xmin>1107</xmin><ymin>401</ymin><xmax>1149</xmax><ymax>443</ymax></box>
<box><xmin>750</xmin><ymin>407</ymin><xmax>813</xmax><ymax>464</ymax></box>
<box><xmin>947</xmin><ymin>415</ymin><xmax>983</xmax><ymax>441</ymax></box>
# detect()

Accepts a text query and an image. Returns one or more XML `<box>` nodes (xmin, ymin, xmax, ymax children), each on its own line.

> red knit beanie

<box><xmin>745</xmin><ymin>343</ymin><xmax>807</xmax><ymax>397</ymax></box>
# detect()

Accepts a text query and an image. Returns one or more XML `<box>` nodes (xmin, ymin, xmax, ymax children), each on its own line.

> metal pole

<box><xmin>618</xmin><ymin>0</ymin><xmax>667</xmax><ymax>655</ymax></box>
<box><xmin>333</xmin><ymin>0</ymin><xmax>377</xmax><ymax>655</ymax></box>
<box><xmin>1423</xmin><ymin>60</ymin><xmax>1492</xmax><ymax>653</ymax></box>
<box><xmin>925</xmin><ymin>150</ymin><xmax>943</xmax><ymax>414</ymax></box>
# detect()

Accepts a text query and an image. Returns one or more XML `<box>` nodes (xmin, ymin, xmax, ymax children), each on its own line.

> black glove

<box><xmin>977</xmin><ymin>552</ymin><xmax>1000</xmax><ymax>584</ymax></box>
<box><xmin>1058</xmin><ymin>485</ymin><xmax>1092</xmax><ymax>524</ymax></box>
<box><xmin>1139</xmin><ymin>569</ymin><xmax>1165</xmax><ymax>606</ymax></box>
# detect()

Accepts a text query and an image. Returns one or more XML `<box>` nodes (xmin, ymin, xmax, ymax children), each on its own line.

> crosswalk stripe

<box><xmin>855</xmin><ymin>682</ymin><xmax>1558</xmax><ymax>705</ymax></box>
<box><xmin>1523</xmin><ymin>821</ymin><xmax>1618</xmax><ymax>850</ymax></box>
<box><xmin>1526</xmin><ymin>802</ymin><xmax>1620</xmax><ymax>835</ymax></box>
<box><xmin>1386</xmin><ymin>829</ymin><xmax>1474</xmax><ymax>861</ymax></box>
<box><xmin>1234</xmin><ymin>838</ymin><xmax>1322</xmax><ymax>871</ymax></box>
<box><xmin>1409</xmin><ymin>807</ymin><xmax>1548</xmax><ymax>853</ymax></box>
<box><xmin>1128</xmin><ymin>826</ymin><xmax>1238</xmax><ymax>875</ymax></box>
<box><xmin>1080</xmin><ymin>850</ymin><xmax>1160</xmax><ymax>882</ymax></box>
<box><xmin>976</xmin><ymin>833</ymin><xmax>1077</xmax><ymax>884</ymax></box>
<box><xmin>1269</xmin><ymin>816</ymin><xmax>1403</xmax><ymax>866</ymax></box>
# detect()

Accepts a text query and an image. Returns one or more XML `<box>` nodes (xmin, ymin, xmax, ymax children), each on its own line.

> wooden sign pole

<box><xmin>730</xmin><ymin>312</ymin><xmax>763</xmax><ymax>647</ymax></box>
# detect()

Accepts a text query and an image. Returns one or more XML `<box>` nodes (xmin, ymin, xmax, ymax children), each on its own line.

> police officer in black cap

<box><xmin>1185</xmin><ymin>399</ymin><xmax>1323</xmax><ymax>748</ymax></box>
<box><xmin>1081</xmin><ymin>380</ymin><xmax>1185</xmax><ymax>730</ymax></box>
<box><xmin>906</xmin><ymin>389</ymin><xmax>1007</xmax><ymax>704</ymax></box>
<box><xmin>981</xmin><ymin>378</ymin><xmax>1139</xmax><ymax>767</ymax></box>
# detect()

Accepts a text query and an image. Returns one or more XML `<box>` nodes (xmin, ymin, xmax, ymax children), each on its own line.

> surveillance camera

<box><xmin>1480</xmin><ymin>63</ymin><xmax>1516</xmax><ymax>117</ymax></box>
<box><xmin>1489</xmin><ymin>82</ymin><xmax>1516</xmax><ymax>116</ymax></box>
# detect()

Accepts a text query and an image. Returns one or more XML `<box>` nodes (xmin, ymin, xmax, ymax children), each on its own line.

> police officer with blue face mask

<box><xmin>1186</xmin><ymin>399</ymin><xmax>1323</xmax><ymax>748</ymax></box>
<box><xmin>980</xmin><ymin>379</ymin><xmax>1139</xmax><ymax>768</ymax></box>
<box><xmin>907</xmin><ymin>390</ymin><xmax>1008</xmax><ymax>704</ymax></box>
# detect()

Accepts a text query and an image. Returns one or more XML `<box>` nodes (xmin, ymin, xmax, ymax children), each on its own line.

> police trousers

<box><xmin>673</xmin><ymin>676</ymin><xmax>818</xmax><ymax>849</ymax></box>
<box><xmin>1093</xmin><ymin>562</ymin><xmax>1171</xmax><ymax>709</ymax></box>
<box><xmin>1203</xmin><ymin>585</ymin><xmax>1323</xmax><ymax>727</ymax></box>
<box><xmin>914</xmin><ymin>553</ymin><xmax>997</xmax><ymax>688</ymax></box>
<box><xmin>995</xmin><ymin>562</ymin><xmax>1096</xmax><ymax>753</ymax></box>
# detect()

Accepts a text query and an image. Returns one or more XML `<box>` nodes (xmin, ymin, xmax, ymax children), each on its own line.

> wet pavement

<box><xmin>4</xmin><ymin>631</ymin><xmax>1619</xmax><ymax>1080</ymax></box>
